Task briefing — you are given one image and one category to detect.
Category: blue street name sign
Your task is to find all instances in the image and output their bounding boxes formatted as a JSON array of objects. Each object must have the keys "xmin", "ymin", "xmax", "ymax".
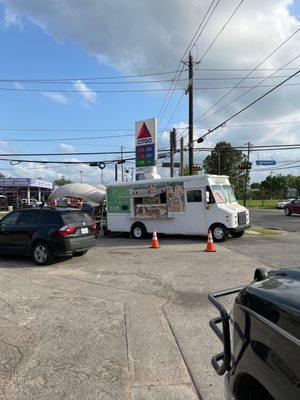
[{"xmin": 256, "ymin": 160, "xmax": 276, "ymax": 166}]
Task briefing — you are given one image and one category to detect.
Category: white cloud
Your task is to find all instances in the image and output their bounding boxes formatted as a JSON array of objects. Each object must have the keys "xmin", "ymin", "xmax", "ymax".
[
  {"xmin": 42, "ymin": 91, "xmax": 69, "ymax": 104},
  {"xmin": 14, "ymin": 82, "xmax": 24, "ymax": 89},
  {"xmin": 59, "ymin": 143, "xmax": 76, "ymax": 153},
  {"xmin": 73, "ymin": 80, "xmax": 97, "ymax": 105},
  {"xmin": 3, "ymin": 6, "xmax": 22, "ymax": 28},
  {"xmin": 1, "ymin": 0, "xmax": 300, "ymax": 181}
]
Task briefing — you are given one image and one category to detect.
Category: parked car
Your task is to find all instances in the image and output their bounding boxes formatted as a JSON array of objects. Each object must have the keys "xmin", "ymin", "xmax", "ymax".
[
  {"xmin": 0, "ymin": 208, "xmax": 97, "ymax": 265},
  {"xmin": 209, "ymin": 267, "xmax": 300, "ymax": 400},
  {"xmin": 284, "ymin": 198, "xmax": 300, "ymax": 215},
  {"xmin": 275, "ymin": 198, "xmax": 295, "ymax": 209}
]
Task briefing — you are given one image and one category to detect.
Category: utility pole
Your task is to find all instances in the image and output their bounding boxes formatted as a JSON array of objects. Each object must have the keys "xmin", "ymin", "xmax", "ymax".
[
  {"xmin": 180, "ymin": 137, "xmax": 184, "ymax": 176},
  {"xmin": 121, "ymin": 146, "xmax": 124, "ymax": 182},
  {"xmin": 80, "ymin": 170, "xmax": 83, "ymax": 183},
  {"xmin": 170, "ymin": 128, "xmax": 176, "ymax": 177},
  {"xmin": 115, "ymin": 163, "xmax": 118, "ymax": 182},
  {"xmin": 217, "ymin": 152, "xmax": 221, "ymax": 175},
  {"xmin": 243, "ymin": 142, "xmax": 251, "ymax": 207},
  {"xmin": 188, "ymin": 52, "xmax": 194, "ymax": 176}
]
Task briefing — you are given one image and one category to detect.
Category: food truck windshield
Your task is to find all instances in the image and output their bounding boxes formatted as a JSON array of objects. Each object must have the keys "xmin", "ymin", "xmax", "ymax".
[{"xmin": 211, "ymin": 185, "xmax": 237, "ymax": 204}]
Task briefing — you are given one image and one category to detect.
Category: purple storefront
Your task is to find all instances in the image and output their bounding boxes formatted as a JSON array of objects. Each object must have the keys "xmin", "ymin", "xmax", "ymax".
[{"xmin": 0, "ymin": 178, "xmax": 53, "ymax": 208}]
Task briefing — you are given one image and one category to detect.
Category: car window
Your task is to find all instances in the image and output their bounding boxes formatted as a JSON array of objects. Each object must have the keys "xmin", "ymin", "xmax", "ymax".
[
  {"xmin": 16, "ymin": 211, "xmax": 42, "ymax": 226},
  {"xmin": 43, "ymin": 211, "xmax": 61, "ymax": 225},
  {"xmin": 1, "ymin": 212, "xmax": 21, "ymax": 226},
  {"xmin": 61, "ymin": 211, "xmax": 92, "ymax": 225}
]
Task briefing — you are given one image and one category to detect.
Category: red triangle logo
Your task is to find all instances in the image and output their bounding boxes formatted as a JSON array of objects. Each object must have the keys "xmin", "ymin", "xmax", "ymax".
[{"xmin": 137, "ymin": 122, "xmax": 152, "ymax": 139}]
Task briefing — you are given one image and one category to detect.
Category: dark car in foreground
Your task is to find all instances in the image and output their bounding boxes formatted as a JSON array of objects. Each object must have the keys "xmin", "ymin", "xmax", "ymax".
[
  {"xmin": 0, "ymin": 208, "xmax": 97, "ymax": 265},
  {"xmin": 284, "ymin": 198, "xmax": 300, "ymax": 216},
  {"xmin": 209, "ymin": 267, "xmax": 300, "ymax": 400}
]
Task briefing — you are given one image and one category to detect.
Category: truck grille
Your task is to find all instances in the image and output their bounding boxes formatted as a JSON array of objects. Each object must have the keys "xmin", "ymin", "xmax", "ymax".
[{"xmin": 238, "ymin": 212, "xmax": 247, "ymax": 226}]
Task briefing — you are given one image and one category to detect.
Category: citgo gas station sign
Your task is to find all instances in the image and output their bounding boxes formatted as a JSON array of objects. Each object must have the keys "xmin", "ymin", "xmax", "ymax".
[{"xmin": 135, "ymin": 118, "xmax": 157, "ymax": 170}]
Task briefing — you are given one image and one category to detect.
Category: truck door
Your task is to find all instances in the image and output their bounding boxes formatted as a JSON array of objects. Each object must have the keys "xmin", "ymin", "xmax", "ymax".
[{"xmin": 185, "ymin": 189, "xmax": 204, "ymax": 234}]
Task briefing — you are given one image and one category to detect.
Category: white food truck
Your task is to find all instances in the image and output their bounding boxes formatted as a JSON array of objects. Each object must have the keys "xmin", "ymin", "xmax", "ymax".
[{"xmin": 106, "ymin": 174, "xmax": 250, "ymax": 242}]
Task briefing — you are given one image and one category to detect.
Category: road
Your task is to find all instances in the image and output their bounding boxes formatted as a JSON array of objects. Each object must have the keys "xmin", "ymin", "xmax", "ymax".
[{"xmin": 250, "ymin": 208, "xmax": 300, "ymax": 232}]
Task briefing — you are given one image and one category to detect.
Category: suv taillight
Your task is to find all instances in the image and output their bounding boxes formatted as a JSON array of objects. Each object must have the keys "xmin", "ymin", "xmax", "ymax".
[
  {"xmin": 59, "ymin": 225, "xmax": 77, "ymax": 237},
  {"xmin": 90, "ymin": 223, "xmax": 97, "ymax": 231}
]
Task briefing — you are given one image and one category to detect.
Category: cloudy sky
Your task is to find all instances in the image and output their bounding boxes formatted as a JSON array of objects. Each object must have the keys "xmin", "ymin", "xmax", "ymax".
[{"xmin": 0, "ymin": 0, "xmax": 299, "ymax": 184}]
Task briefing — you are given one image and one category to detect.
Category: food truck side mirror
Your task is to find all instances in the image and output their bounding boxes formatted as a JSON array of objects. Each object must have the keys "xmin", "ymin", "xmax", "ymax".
[{"xmin": 206, "ymin": 191, "xmax": 211, "ymax": 207}]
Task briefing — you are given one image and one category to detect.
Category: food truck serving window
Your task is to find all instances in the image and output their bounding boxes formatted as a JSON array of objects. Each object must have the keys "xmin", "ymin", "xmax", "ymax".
[{"xmin": 187, "ymin": 190, "xmax": 202, "ymax": 203}]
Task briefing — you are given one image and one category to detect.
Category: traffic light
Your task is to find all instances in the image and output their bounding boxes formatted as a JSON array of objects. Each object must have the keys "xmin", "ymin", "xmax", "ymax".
[
  {"xmin": 192, "ymin": 164, "xmax": 201, "ymax": 172},
  {"xmin": 239, "ymin": 161, "xmax": 252, "ymax": 170}
]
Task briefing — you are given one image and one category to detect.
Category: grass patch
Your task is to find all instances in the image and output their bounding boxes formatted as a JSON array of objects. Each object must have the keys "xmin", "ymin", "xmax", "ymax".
[
  {"xmin": 238, "ymin": 199, "xmax": 277, "ymax": 208},
  {"xmin": 0, "ymin": 211, "xmax": 8, "ymax": 219},
  {"xmin": 246, "ymin": 225, "xmax": 282, "ymax": 236}
]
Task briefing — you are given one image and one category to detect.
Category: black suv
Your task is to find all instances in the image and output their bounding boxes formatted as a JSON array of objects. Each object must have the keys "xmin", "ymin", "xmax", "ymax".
[
  {"xmin": 0, "ymin": 208, "xmax": 97, "ymax": 265},
  {"xmin": 209, "ymin": 268, "xmax": 300, "ymax": 400}
]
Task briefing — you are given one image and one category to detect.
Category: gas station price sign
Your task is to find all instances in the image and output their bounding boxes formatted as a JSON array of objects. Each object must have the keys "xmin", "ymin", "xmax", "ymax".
[{"xmin": 136, "ymin": 144, "xmax": 155, "ymax": 167}]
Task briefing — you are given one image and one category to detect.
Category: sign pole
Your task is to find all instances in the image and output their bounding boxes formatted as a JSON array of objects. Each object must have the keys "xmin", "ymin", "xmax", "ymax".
[{"xmin": 243, "ymin": 142, "xmax": 251, "ymax": 207}]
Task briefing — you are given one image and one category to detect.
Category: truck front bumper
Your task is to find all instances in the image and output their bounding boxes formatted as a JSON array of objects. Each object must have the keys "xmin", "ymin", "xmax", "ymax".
[{"xmin": 228, "ymin": 224, "xmax": 251, "ymax": 233}]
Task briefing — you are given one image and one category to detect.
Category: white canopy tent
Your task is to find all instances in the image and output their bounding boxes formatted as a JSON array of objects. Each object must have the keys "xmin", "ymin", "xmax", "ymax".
[{"xmin": 48, "ymin": 183, "xmax": 106, "ymax": 205}]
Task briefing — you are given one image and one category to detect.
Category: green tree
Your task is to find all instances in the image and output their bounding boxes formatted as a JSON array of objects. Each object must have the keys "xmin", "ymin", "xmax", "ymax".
[
  {"xmin": 203, "ymin": 142, "xmax": 246, "ymax": 197},
  {"xmin": 250, "ymin": 182, "xmax": 261, "ymax": 190},
  {"xmin": 0, "ymin": 172, "xmax": 5, "ymax": 178},
  {"xmin": 54, "ymin": 177, "xmax": 72, "ymax": 186}
]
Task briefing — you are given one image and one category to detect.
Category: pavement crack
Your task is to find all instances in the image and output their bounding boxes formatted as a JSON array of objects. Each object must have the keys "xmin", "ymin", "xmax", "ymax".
[
  {"xmin": 0, "ymin": 296, "xmax": 16, "ymax": 315},
  {"xmin": 57, "ymin": 275, "xmax": 167, "ymax": 300},
  {"xmin": 161, "ymin": 300, "xmax": 202, "ymax": 400}
]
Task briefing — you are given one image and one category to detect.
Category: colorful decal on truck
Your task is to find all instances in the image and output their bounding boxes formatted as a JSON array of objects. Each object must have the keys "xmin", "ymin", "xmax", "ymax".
[
  {"xmin": 131, "ymin": 181, "xmax": 185, "ymax": 216},
  {"xmin": 107, "ymin": 186, "xmax": 130, "ymax": 213}
]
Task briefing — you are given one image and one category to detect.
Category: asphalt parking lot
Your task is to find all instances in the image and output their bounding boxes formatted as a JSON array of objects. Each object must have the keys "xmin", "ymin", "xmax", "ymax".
[{"xmin": 0, "ymin": 215, "xmax": 299, "ymax": 400}]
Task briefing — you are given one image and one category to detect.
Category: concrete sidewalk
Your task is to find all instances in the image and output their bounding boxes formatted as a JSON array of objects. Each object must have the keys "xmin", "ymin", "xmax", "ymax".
[{"xmin": 0, "ymin": 237, "xmax": 262, "ymax": 399}]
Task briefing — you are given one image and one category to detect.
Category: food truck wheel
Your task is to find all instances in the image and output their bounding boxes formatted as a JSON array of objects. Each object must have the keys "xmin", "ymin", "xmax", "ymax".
[
  {"xmin": 131, "ymin": 222, "xmax": 147, "ymax": 239},
  {"xmin": 211, "ymin": 224, "xmax": 228, "ymax": 242}
]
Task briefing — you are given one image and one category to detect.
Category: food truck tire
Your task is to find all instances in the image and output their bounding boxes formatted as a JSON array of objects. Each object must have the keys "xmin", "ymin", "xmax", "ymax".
[
  {"xmin": 131, "ymin": 222, "xmax": 147, "ymax": 239},
  {"xmin": 210, "ymin": 224, "xmax": 228, "ymax": 242}
]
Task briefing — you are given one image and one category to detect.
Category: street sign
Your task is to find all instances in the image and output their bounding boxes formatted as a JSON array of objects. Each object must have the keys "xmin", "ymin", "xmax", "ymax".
[
  {"xmin": 135, "ymin": 118, "xmax": 157, "ymax": 174},
  {"xmin": 255, "ymin": 160, "xmax": 276, "ymax": 166},
  {"xmin": 162, "ymin": 162, "xmax": 181, "ymax": 168},
  {"xmin": 239, "ymin": 162, "xmax": 252, "ymax": 170}
]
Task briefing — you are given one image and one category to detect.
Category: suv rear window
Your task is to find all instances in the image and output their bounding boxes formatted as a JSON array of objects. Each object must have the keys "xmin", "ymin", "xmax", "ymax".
[{"xmin": 61, "ymin": 211, "xmax": 92, "ymax": 225}]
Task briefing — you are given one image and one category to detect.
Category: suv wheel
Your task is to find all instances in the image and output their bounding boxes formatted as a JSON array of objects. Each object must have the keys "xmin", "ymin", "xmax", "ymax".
[
  {"xmin": 130, "ymin": 222, "xmax": 147, "ymax": 239},
  {"xmin": 284, "ymin": 207, "xmax": 291, "ymax": 216},
  {"xmin": 211, "ymin": 224, "xmax": 228, "ymax": 242},
  {"xmin": 32, "ymin": 242, "xmax": 53, "ymax": 265}
]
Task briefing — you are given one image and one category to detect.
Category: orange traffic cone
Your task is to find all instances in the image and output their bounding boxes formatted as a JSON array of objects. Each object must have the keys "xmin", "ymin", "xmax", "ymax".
[
  {"xmin": 151, "ymin": 230, "xmax": 160, "ymax": 249},
  {"xmin": 205, "ymin": 230, "xmax": 216, "ymax": 252}
]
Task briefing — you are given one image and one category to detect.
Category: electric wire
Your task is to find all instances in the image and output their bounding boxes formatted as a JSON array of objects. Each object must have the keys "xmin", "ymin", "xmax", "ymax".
[{"xmin": 194, "ymin": 27, "xmax": 300, "ymax": 124}]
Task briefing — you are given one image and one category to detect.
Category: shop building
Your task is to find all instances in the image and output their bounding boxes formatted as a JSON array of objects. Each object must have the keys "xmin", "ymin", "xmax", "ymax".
[{"xmin": 0, "ymin": 178, "xmax": 53, "ymax": 208}]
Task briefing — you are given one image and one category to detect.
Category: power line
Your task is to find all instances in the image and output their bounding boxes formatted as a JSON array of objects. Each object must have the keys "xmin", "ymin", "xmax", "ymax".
[
  {"xmin": 197, "ymin": 54, "xmax": 300, "ymax": 123},
  {"xmin": 157, "ymin": 0, "xmax": 220, "ymax": 128},
  {"xmin": 1, "ymin": 74, "xmax": 299, "ymax": 85},
  {"xmin": 195, "ymin": 68, "xmax": 300, "ymax": 142},
  {"xmin": 0, "ymin": 70, "xmax": 182, "ymax": 82},
  {"xmin": 161, "ymin": 0, "xmax": 244, "ymax": 132},
  {"xmin": 1, "ymin": 82, "xmax": 300, "ymax": 94},
  {"xmin": 197, "ymin": 0, "xmax": 245, "ymax": 66},
  {"xmin": 0, "ymin": 134, "xmax": 135, "ymax": 142},
  {"xmin": 194, "ymin": 27, "xmax": 300, "ymax": 123}
]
